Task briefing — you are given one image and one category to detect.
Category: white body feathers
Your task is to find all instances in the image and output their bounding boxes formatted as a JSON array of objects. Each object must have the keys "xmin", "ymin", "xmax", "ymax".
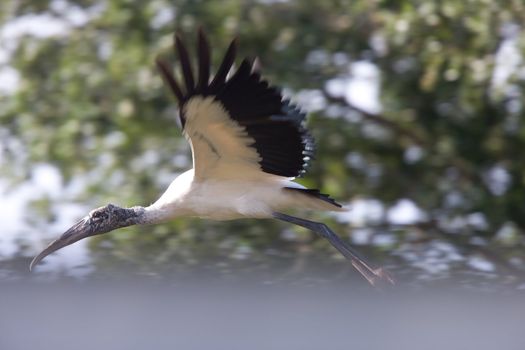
[{"xmin": 145, "ymin": 169, "xmax": 344, "ymax": 222}]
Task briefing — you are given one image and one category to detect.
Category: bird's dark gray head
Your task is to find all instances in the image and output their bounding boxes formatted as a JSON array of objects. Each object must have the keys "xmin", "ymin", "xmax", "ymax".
[{"xmin": 30, "ymin": 203, "xmax": 143, "ymax": 271}]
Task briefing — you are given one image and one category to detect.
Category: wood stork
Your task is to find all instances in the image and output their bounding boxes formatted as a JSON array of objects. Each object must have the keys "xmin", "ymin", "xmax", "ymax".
[{"xmin": 30, "ymin": 29, "xmax": 393, "ymax": 286}]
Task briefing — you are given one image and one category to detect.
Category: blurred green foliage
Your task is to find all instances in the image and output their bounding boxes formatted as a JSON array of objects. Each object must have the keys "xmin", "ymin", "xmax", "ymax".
[{"xmin": 2, "ymin": 0, "xmax": 525, "ymax": 283}]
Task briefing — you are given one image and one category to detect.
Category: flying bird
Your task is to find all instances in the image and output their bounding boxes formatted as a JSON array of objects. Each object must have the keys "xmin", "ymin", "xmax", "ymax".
[{"xmin": 30, "ymin": 30, "xmax": 393, "ymax": 286}]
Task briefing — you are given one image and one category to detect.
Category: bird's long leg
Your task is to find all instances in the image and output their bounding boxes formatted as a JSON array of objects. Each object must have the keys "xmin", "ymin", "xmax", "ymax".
[{"xmin": 272, "ymin": 212, "xmax": 394, "ymax": 286}]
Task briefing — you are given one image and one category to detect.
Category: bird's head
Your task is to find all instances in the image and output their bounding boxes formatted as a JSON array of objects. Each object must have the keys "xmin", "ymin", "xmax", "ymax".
[{"xmin": 30, "ymin": 203, "xmax": 143, "ymax": 271}]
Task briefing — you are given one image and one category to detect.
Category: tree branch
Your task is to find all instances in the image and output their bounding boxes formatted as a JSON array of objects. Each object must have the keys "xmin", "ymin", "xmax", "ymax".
[{"xmin": 322, "ymin": 92, "xmax": 428, "ymax": 146}]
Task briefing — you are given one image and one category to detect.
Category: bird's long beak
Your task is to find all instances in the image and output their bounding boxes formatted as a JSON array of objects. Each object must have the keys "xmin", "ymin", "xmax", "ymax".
[{"xmin": 30, "ymin": 217, "xmax": 93, "ymax": 271}]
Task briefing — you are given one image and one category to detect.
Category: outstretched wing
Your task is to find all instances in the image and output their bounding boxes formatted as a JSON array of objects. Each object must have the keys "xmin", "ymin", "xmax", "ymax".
[{"xmin": 156, "ymin": 29, "xmax": 314, "ymax": 180}]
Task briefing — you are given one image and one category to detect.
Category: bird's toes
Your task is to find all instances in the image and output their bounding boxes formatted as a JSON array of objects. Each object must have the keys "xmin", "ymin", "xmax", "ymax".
[{"xmin": 373, "ymin": 267, "xmax": 396, "ymax": 286}]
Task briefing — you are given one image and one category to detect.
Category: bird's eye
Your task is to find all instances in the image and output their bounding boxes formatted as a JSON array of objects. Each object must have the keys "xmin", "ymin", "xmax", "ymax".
[{"xmin": 91, "ymin": 210, "xmax": 106, "ymax": 220}]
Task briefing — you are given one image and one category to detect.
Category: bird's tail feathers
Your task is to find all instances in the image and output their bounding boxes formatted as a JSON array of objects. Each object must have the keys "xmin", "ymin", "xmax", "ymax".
[{"xmin": 283, "ymin": 187, "xmax": 346, "ymax": 212}]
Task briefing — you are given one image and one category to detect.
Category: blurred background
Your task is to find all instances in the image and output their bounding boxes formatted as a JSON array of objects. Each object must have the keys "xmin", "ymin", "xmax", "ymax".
[{"xmin": 1, "ymin": 0, "xmax": 525, "ymax": 291}]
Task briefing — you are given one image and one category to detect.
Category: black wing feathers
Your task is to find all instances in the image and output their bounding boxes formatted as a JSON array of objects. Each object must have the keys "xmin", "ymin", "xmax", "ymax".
[
  {"xmin": 196, "ymin": 28, "xmax": 210, "ymax": 91},
  {"xmin": 156, "ymin": 31, "xmax": 314, "ymax": 178},
  {"xmin": 174, "ymin": 34, "xmax": 195, "ymax": 95},
  {"xmin": 208, "ymin": 39, "xmax": 237, "ymax": 91},
  {"xmin": 155, "ymin": 58, "xmax": 184, "ymax": 104}
]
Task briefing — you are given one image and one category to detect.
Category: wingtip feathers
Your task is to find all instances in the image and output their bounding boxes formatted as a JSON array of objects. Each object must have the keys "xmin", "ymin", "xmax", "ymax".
[
  {"xmin": 197, "ymin": 28, "xmax": 211, "ymax": 91},
  {"xmin": 174, "ymin": 33, "xmax": 195, "ymax": 94}
]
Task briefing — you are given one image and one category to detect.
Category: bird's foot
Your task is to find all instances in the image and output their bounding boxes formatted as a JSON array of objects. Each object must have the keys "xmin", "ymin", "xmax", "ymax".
[
  {"xmin": 352, "ymin": 261, "xmax": 395, "ymax": 287},
  {"xmin": 370, "ymin": 267, "xmax": 395, "ymax": 287}
]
